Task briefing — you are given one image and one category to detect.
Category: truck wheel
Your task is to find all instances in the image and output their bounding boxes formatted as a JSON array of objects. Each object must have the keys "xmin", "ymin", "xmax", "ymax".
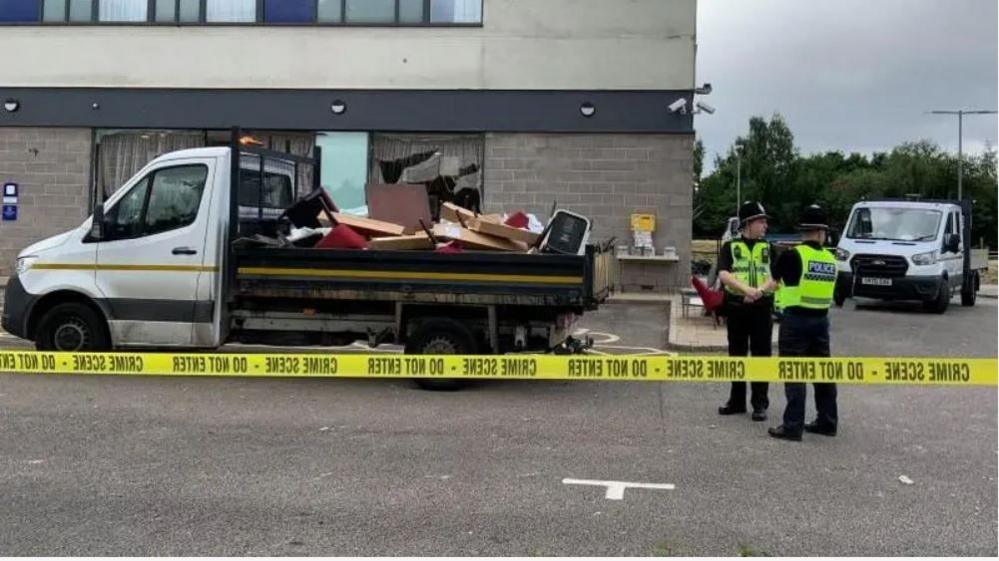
[
  {"xmin": 406, "ymin": 319, "xmax": 477, "ymax": 391},
  {"xmin": 35, "ymin": 303, "xmax": 111, "ymax": 352},
  {"xmin": 961, "ymin": 272, "xmax": 978, "ymax": 307},
  {"xmin": 923, "ymin": 280, "xmax": 950, "ymax": 314}
]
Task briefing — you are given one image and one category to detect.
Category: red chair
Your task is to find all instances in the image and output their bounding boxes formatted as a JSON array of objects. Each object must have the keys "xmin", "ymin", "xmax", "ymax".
[{"xmin": 690, "ymin": 275, "xmax": 724, "ymax": 325}]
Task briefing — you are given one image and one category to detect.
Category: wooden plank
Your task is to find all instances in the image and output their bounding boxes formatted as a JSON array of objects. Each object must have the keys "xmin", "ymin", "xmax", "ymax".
[
  {"xmin": 432, "ymin": 223, "xmax": 527, "ymax": 252},
  {"xmin": 320, "ymin": 213, "xmax": 406, "ymax": 237},
  {"xmin": 470, "ymin": 217, "xmax": 540, "ymax": 245},
  {"xmin": 367, "ymin": 233, "xmax": 435, "ymax": 251}
]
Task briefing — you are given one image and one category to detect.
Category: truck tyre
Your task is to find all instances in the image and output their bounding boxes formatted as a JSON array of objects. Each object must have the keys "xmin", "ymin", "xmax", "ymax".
[
  {"xmin": 406, "ymin": 318, "xmax": 478, "ymax": 391},
  {"xmin": 35, "ymin": 302, "xmax": 111, "ymax": 352},
  {"xmin": 923, "ymin": 279, "xmax": 950, "ymax": 314},
  {"xmin": 961, "ymin": 272, "xmax": 978, "ymax": 307}
]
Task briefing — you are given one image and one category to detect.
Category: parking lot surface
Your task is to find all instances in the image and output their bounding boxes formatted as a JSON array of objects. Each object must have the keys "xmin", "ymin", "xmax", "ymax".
[{"xmin": 0, "ymin": 299, "xmax": 995, "ymax": 555}]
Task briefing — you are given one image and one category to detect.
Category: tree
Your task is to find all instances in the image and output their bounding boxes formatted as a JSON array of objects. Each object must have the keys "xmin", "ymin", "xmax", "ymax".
[{"xmin": 694, "ymin": 115, "xmax": 999, "ymax": 248}]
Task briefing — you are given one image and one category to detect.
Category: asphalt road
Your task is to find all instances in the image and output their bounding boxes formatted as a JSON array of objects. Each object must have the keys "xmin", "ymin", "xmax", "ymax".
[{"xmin": 0, "ymin": 299, "xmax": 995, "ymax": 555}]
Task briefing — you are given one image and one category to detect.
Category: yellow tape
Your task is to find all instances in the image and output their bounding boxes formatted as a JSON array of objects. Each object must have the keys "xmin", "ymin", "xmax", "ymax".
[{"xmin": 0, "ymin": 351, "xmax": 994, "ymax": 386}]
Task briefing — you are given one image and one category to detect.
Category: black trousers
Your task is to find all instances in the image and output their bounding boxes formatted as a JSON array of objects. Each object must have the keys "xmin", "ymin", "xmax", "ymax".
[
  {"xmin": 724, "ymin": 304, "xmax": 771, "ymax": 411},
  {"xmin": 779, "ymin": 313, "xmax": 838, "ymax": 435}
]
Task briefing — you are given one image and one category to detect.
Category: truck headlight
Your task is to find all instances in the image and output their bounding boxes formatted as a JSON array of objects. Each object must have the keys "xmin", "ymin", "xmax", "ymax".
[
  {"xmin": 911, "ymin": 250, "xmax": 938, "ymax": 266},
  {"xmin": 834, "ymin": 248, "xmax": 850, "ymax": 262},
  {"xmin": 15, "ymin": 256, "xmax": 38, "ymax": 275}
]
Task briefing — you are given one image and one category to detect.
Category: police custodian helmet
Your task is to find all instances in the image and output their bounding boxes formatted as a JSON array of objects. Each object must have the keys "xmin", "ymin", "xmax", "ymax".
[
  {"xmin": 738, "ymin": 201, "xmax": 770, "ymax": 224},
  {"xmin": 796, "ymin": 204, "xmax": 831, "ymax": 231}
]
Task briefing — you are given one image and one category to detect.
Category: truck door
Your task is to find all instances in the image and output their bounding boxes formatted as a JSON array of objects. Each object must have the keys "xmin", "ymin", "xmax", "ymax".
[
  {"xmin": 942, "ymin": 209, "xmax": 963, "ymax": 289},
  {"xmin": 95, "ymin": 158, "xmax": 215, "ymax": 347}
]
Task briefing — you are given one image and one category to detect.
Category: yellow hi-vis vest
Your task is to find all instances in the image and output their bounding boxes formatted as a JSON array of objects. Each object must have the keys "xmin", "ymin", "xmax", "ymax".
[
  {"xmin": 725, "ymin": 240, "xmax": 771, "ymax": 294},
  {"xmin": 779, "ymin": 244, "xmax": 837, "ymax": 310}
]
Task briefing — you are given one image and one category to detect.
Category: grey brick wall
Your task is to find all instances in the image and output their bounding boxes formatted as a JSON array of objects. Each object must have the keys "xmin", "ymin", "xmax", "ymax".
[
  {"xmin": 0, "ymin": 128, "xmax": 92, "ymax": 277},
  {"xmin": 483, "ymin": 133, "xmax": 693, "ymax": 290}
]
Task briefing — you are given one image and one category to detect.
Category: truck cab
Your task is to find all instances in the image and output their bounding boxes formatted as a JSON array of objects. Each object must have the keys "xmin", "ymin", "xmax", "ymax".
[{"xmin": 834, "ymin": 199, "xmax": 984, "ymax": 313}]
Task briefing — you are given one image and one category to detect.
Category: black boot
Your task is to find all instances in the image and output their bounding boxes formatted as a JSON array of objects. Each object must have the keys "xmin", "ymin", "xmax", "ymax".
[
  {"xmin": 804, "ymin": 421, "xmax": 837, "ymax": 436},
  {"xmin": 751, "ymin": 409, "xmax": 767, "ymax": 422},
  {"xmin": 767, "ymin": 425, "xmax": 802, "ymax": 441},
  {"xmin": 718, "ymin": 403, "xmax": 746, "ymax": 415}
]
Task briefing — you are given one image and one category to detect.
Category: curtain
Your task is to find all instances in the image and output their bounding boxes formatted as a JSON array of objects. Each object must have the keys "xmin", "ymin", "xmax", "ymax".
[
  {"xmin": 370, "ymin": 133, "xmax": 484, "ymax": 215},
  {"xmin": 250, "ymin": 131, "xmax": 316, "ymax": 196},
  {"xmin": 97, "ymin": 131, "xmax": 205, "ymax": 207},
  {"xmin": 205, "ymin": 0, "xmax": 255, "ymax": 22},
  {"xmin": 99, "ymin": 0, "xmax": 146, "ymax": 21}
]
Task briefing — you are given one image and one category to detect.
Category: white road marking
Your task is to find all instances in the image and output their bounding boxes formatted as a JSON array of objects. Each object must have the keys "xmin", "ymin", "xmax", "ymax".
[{"xmin": 562, "ymin": 478, "xmax": 675, "ymax": 500}]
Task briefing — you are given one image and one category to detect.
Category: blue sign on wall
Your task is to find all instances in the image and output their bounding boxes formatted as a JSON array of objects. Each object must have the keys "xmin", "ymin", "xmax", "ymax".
[{"xmin": 2, "ymin": 204, "xmax": 17, "ymax": 222}]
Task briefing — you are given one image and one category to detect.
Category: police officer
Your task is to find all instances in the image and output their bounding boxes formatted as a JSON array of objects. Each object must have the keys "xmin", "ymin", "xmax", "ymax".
[
  {"xmin": 768, "ymin": 204, "xmax": 839, "ymax": 441},
  {"xmin": 716, "ymin": 201, "xmax": 777, "ymax": 421}
]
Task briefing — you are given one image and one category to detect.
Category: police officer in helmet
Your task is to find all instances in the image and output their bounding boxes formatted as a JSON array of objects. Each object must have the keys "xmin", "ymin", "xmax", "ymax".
[
  {"xmin": 768, "ymin": 204, "xmax": 839, "ymax": 441},
  {"xmin": 716, "ymin": 201, "xmax": 778, "ymax": 421}
]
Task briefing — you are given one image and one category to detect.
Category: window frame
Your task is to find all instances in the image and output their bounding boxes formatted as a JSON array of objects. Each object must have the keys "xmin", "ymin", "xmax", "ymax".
[
  {"xmin": 99, "ymin": 163, "xmax": 209, "ymax": 242},
  {"xmin": 13, "ymin": 0, "xmax": 482, "ymax": 25}
]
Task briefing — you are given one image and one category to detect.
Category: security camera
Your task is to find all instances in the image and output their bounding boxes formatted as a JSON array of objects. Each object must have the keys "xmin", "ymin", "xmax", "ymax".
[
  {"xmin": 695, "ymin": 101, "xmax": 715, "ymax": 114},
  {"xmin": 667, "ymin": 98, "xmax": 688, "ymax": 114},
  {"xmin": 695, "ymin": 83, "xmax": 713, "ymax": 95}
]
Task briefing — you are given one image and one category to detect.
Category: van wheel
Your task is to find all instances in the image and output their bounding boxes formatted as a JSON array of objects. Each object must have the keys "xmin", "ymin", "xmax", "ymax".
[
  {"xmin": 406, "ymin": 319, "xmax": 477, "ymax": 391},
  {"xmin": 35, "ymin": 303, "xmax": 111, "ymax": 352},
  {"xmin": 923, "ymin": 280, "xmax": 950, "ymax": 314},
  {"xmin": 961, "ymin": 272, "xmax": 978, "ymax": 307}
]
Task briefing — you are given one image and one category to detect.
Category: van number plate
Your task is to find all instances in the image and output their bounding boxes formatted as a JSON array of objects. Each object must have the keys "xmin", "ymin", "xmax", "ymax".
[{"xmin": 861, "ymin": 277, "xmax": 892, "ymax": 287}]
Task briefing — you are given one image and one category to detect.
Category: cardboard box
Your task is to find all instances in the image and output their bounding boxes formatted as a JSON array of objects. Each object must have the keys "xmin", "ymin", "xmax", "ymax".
[
  {"xmin": 432, "ymin": 222, "xmax": 527, "ymax": 252},
  {"xmin": 368, "ymin": 232, "xmax": 435, "ymax": 250}
]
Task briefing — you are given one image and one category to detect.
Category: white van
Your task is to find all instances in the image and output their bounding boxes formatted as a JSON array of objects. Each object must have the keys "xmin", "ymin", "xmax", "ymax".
[{"xmin": 834, "ymin": 199, "xmax": 987, "ymax": 313}]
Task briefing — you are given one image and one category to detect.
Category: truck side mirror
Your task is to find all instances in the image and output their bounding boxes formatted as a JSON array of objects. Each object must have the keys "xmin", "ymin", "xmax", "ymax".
[
  {"xmin": 89, "ymin": 204, "xmax": 106, "ymax": 241},
  {"xmin": 944, "ymin": 233, "xmax": 960, "ymax": 253}
]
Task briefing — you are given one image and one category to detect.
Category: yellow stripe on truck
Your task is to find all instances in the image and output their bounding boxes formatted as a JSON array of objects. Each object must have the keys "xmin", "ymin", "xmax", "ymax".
[
  {"xmin": 237, "ymin": 266, "xmax": 583, "ymax": 285},
  {"xmin": 33, "ymin": 263, "xmax": 217, "ymax": 273}
]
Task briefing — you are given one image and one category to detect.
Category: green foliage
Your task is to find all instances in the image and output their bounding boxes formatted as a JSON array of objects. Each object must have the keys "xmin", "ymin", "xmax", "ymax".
[{"xmin": 694, "ymin": 116, "xmax": 998, "ymax": 248}]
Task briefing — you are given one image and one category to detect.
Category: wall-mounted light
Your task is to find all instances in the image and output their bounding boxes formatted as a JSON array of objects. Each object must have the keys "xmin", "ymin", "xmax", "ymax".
[
  {"xmin": 330, "ymin": 100, "xmax": 347, "ymax": 115},
  {"xmin": 91, "ymin": 102, "xmax": 100, "ymax": 110},
  {"xmin": 579, "ymin": 102, "xmax": 596, "ymax": 117},
  {"xmin": 3, "ymin": 99, "xmax": 20, "ymax": 112}
]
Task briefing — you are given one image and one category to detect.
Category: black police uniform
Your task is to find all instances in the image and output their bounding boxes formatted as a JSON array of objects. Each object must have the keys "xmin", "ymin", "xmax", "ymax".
[{"xmin": 768, "ymin": 205, "xmax": 839, "ymax": 441}]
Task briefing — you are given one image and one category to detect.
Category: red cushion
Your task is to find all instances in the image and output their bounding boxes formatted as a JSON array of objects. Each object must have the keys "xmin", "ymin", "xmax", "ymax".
[
  {"xmin": 314, "ymin": 224, "xmax": 368, "ymax": 250},
  {"xmin": 435, "ymin": 240, "xmax": 464, "ymax": 253},
  {"xmin": 504, "ymin": 211, "xmax": 529, "ymax": 229}
]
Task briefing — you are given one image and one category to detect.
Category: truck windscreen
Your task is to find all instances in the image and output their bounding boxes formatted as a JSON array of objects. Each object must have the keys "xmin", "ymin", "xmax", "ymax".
[{"xmin": 846, "ymin": 207, "xmax": 942, "ymax": 241}]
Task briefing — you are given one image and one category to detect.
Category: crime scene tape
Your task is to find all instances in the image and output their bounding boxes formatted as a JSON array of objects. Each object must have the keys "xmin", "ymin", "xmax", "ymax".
[{"xmin": 0, "ymin": 350, "xmax": 995, "ymax": 386}]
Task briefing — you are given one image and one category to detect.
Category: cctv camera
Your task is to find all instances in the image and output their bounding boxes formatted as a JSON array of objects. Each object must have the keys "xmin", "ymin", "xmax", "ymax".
[
  {"xmin": 695, "ymin": 101, "xmax": 715, "ymax": 114},
  {"xmin": 667, "ymin": 98, "xmax": 688, "ymax": 114}
]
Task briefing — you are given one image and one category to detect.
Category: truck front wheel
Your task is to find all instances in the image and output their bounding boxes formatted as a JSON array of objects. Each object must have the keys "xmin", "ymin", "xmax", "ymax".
[
  {"xmin": 406, "ymin": 318, "xmax": 478, "ymax": 391},
  {"xmin": 923, "ymin": 278, "xmax": 951, "ymax": 314},
  {"xmin": 35, "ymin": 302, "xmax": 111, "ymax": 352}
]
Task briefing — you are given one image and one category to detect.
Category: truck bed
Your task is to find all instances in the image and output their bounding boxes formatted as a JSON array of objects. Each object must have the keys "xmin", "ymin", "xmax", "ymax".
[{"xmin": 233, "ymin": 246, "xmax": 613, "ymax": 309}]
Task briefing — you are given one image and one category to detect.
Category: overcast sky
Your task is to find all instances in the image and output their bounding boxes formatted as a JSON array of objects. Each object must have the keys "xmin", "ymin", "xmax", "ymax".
[{"xmin": 695, "ymin": 0, "xmax": 998, "ymax": 169}]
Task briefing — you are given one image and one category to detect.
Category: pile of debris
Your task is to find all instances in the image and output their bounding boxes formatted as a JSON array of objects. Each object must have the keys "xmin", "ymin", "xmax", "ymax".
[{"xmin": 238, "ymin": 187, "xmax": 589, "ymax": 255}]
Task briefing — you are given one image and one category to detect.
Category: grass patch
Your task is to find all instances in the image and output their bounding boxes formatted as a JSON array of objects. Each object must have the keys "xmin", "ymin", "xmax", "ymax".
[
  {"xmin": 651, "ymin": 539, "xmax": 677, "ymax": 556},
  {"xmin": 985, "ymin": 260, "xmax": 997, "ymax": 284},
  {"xmin": 737, "ymin": 544, "xmax": 772, "ymax": 556}
]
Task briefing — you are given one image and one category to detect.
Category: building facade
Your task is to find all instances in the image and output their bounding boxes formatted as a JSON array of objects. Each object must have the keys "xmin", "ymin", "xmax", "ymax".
[{"xmin": 0, "ymin": 0, "xmax": 697, "ymax": 287}]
